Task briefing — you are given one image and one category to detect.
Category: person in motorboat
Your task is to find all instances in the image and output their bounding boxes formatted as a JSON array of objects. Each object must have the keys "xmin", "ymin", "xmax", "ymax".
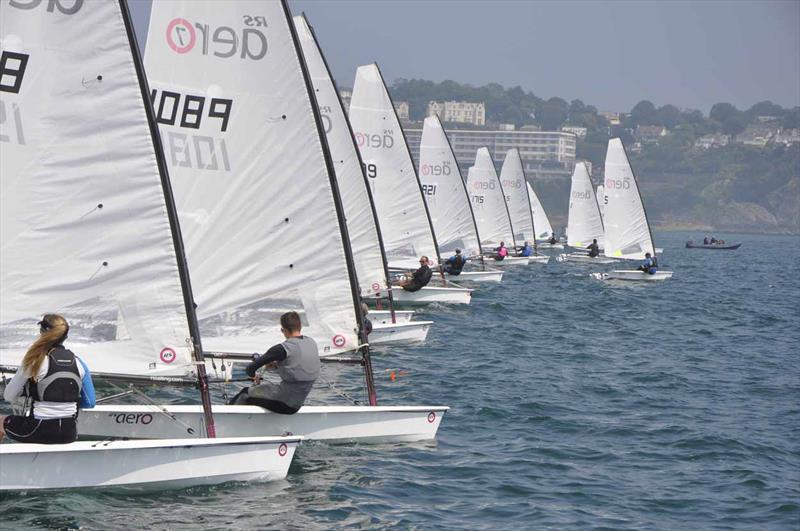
[
  {"xmin": 637, "ymin": 252, "xmax": 658, "ymax": 274},
  {"xmin": 0, "ymin": 314, "xmax": 96, "ymax": 444},
  {"xmin": 703, "ymin": 236, "xmax": 709, "ymax": 244},
  {"xmin": 396, "ymin": 256, "xmax": 433, "ymax": 292},
  {"xmin": 444, "ymin": 249, "xmax": 466, "ymax": 276},
  {"xmin": 494, "ymin": 242, "xmax": 509, "ymax": 261},
  {"xmin": 586, "ymin": 239, "xmax": 600, "ymax": 258},
  {"xmin": 710, "ymin": 237, "xmax": 717, "ymax": 244},
  {"xmin": 228, "ymin": 311, "xmax": 320, "ymax": 414},
  {"xmin": 548, "ymin": 234, "xmax": 557, "ymax": 245},
  {"xmin": 520, "ymin": 241, "xmax": 533, "ymax": 257}
]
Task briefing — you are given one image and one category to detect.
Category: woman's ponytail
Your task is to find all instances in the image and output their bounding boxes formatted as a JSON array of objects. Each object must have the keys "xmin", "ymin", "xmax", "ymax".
[{"xmin": 22, "ymin": 314, "xmax": 69, "ymax": 380}]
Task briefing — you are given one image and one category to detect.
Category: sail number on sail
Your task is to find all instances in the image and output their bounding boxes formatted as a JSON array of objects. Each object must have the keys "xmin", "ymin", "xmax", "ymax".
[
  {"xmin": 150, "ymin": 88, "xmax": 233, "ymax": 172},
  {"xmin": 0, "ymin": 50, "xmax": 29, "ymax": 145}
]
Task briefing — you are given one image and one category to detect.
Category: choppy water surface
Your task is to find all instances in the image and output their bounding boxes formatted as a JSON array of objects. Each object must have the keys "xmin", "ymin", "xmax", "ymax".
[{"xmin": 2, "ymin": 231, "xmax": 798, "ymax": 530}]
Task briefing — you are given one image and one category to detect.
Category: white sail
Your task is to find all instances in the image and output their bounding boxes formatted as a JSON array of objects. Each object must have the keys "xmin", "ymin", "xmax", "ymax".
[
  {"xmin": 294, "ymin": 16, "xmax": 388, "ymax": 297},
  {"xmin": 0, "ymin": 0, "xmax": 195, "ymax": 380},
  {"xmin": 145, "ymin": 1, "xmax": 359, "ymax": 355},
  {"xmin": 467, "ymin": 148, "xmax": 515, "ymax": 248},
  {"xmin": 348, "ymin": 64, "xmax": 439, "ymax": 269},
  {"xmin": 499, "ymin": 149, "xmax": 535, "ymax": 243},
  {"xmin": 597, "ymin": 184, "xmax": 605, "ymax": 219},
  {"xmin": 418, "ymin": 115, "xmax": 481, "ymax": 258},
  {"xmin": 603, "ymin": 139, "xmax": 655, "ymax": 260},
  {"xmin": 566, "ymin": 162, "xmax": 604, "ymax": 248},
  {"xmin": 528, "ymin": 182, "xmax": 554, "ymax": 240}
]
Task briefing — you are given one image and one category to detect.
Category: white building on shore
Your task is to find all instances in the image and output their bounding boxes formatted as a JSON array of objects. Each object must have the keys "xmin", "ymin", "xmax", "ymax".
[{"xmin": 427, "ymin": 101, "xmax": 486, "ymax": 126}]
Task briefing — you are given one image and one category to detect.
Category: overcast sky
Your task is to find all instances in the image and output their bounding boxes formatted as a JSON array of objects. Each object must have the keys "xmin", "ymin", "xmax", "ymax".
[{"xmin": 129, "ymin": 0, "xmax": 799, "ymax": 114}]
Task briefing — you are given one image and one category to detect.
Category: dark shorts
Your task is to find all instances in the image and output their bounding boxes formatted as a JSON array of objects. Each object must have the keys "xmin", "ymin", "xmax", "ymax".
[
  {"xmin": 3, "ymin": 415, "xmax": 77, "ymax": 444},
  {"xmin": 402, "ymin": 282, "xmax": 424, "ymax": 292}
]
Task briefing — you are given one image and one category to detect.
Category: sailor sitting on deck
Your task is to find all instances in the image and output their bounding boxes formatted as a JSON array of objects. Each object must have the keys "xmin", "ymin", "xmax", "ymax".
[
  {"xmin": 444, "ymin": 249, "xmax": 466, "ymax": 275},
  {"xmin": 520, "ymin": 241, "xmax": 533, "ymax": 257},
  {"xmin": 0, "ymin": 314, "xmax": 96, "ymax": 444},
  {"xmin": 637, "ymin": 253, "xmax": 658, "ymax": 274},
  {"xmin": 229, "ymin": 311, "xmax": 320, "ymax": 414},
  {"xmin": 494, "ymin": 242, "xmax": 509, "ymax": 261},
  {"xmin": 396, "ymin": 256, "xmax": 433, "ymax": 292},
  {"xmin": 548, "ymin": 234, "xmax": 557, "ymax": 245},
  {"xmin": 587, "ymin": 239, "xmax": 600, "ymax": 258}
]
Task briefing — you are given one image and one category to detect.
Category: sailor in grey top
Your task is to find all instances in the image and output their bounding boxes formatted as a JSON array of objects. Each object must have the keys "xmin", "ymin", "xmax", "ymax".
[{"xmin": 232, "ymin": 335, "xmax": 321, "ymax": 414}]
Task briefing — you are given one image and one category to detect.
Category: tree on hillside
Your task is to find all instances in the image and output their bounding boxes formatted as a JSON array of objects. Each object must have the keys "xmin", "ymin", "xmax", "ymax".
[
  {"xmin": 629, "ymin": 100, "xmax": 658, "ymax": 126},
  {"xmin": 745, "ymin": 100, "xmax": 784, "ymax": 120},
  {"xmin": 536, "ymin": 97, "xmax": 568, "ymax": 131},
  {"xmin": 710, "ymin": 102, "xmax": 747, "ymax": 135},
  {"xmin": 657, "ymin": 104, "xmax": 682, "ymax": 129}
]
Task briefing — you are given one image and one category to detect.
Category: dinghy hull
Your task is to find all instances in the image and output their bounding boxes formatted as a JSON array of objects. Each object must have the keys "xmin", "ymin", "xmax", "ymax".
[
  {"xmin": 370, "ymin": 321, "xmax": 432, "ymax": 344},
  {"xmin": 445, "ymin": 270, "xmax": 504, "ymax": 283},
  {"xmin": 557, "ymin": 253, "xmax": 616, "ymax": 264},
  {"xmin": 0, "ymin": 436, "xmax": 300, "ymax": 491},
  {"xmin": 526, "ymin": 255, "xmax": 550, "ymax": 264},
  {"xmin": 481, "ymin": 256, "xmax": 530, "ymax": 266},
  {"xmin": 79, "ymin": 405, "xmax": 449, "ymax": 443},
  {"xmin": 591, "ymin": 270, "xmax": 673, "ymax": 281},
  {"xmin": 368, "ymin": 310, "xmax": 415, "ymax": 324},
  {"xmin": 390, "ymin": 286, "xmax": 472, "ymax": 305}
]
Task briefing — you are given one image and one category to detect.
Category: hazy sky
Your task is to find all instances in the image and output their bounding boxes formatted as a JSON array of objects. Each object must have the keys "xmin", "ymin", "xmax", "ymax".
[{"xmin": 129, "ymin": 0, "xmax": 799, "ymax": 114}]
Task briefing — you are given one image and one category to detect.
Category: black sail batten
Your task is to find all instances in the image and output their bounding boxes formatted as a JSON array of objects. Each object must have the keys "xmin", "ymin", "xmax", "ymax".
[
  {"xmin": 434, "ymin": 114, "xmax": 485, "ymax": 257},
  {"xmin": 118, "ymin": 0, "xmax": 216, "ymax": 437},
  {"xmin": 492, "ymin": 150, "xmax": 518, "ymax": 252},
  {"xmin": 515, "ymin": 148, "xmax": 538, "ymax": 254},
  {"xmin": 302, "ymin": 14, "xmax": 397, "ymax": 322},
  {"xmin": 374, "ymin": 63, "xmax": 443, "ymax": 266},
  {"xmin": 616, "ymin": 139, "xmax": 657, "ymax": 258},
  {"xmin": 284, "ymin": 2, "xmax": 377, "ymax": 405}
]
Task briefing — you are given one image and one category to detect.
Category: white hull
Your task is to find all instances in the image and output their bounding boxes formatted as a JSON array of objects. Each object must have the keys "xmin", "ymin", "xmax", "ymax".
[
  {"xmin": 526, "ymin": 255, "xmax": 550, "ymax": 264},
  {"xmin": 368, "ymin": 310, "xmax": 415, "ymax": 324},
  {"xmin": 445, "ymin": 270, "xmax": 504, "ymax": 283},
  {"xmin": 482, "ymin": 256, "xmax": 530, "ymax": 266},
  {"xmin": 591, "ymin": 270, "xmax": 673, "ymax": 281},
  {"xmin": 79, "ymin": 405, "xmax": 449, "ymax": 443},
  {"xmin": 0, "ymin": 436, "xmax": 300, "ymax": 491},
  {"xmin": 556, "ymin": 253, "xmax": 616, "ymax": 264},
  {"xmin": 391, "ymin": 286, "xmax": 472, "ymax": 305},
  {"xmin": 370, "ymin": 320, "xmax": 432, "ymax": 344},
  {"xmin": 536, "ymin": 242, "xmax": 564, "ymax": 250}
]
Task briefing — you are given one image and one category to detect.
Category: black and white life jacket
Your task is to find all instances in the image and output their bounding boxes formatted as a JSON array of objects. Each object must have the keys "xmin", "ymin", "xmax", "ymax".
[{"xmin": 28, "ymin": 346, "xmax": 82, "ymax": 404}]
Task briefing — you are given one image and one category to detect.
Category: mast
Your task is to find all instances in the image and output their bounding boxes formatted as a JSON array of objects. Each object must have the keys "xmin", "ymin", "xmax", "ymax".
[
  {"xmin": 517, "ymin": 150, "xmax": 538, "ymax": 254},
  {"xmin": 302, "ymin": 14, "xmax": 397, "ymax": 323},
  {"xmin": 375, "ymin": 63, "xmax": 443, "ymax": 267},
  {"xmin": 493, "ymin": 151, "xmax": 518, "ymax": 252},
  {"xmin": 119, "ymin": 0, "xmax": 215, "ymax": 437},
  {"xmin": 286, "ymin": 3, "xmax": 377, "ymax": 405}
]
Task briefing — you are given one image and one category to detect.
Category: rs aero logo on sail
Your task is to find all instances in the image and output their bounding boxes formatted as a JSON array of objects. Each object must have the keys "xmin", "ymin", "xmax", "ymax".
[{"xmin": 166, "ymin": 15, "xmax": 269, "ymax": 60}]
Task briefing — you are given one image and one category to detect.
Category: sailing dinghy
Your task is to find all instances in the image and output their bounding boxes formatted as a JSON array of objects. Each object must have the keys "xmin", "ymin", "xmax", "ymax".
[
  {"xmin": 591, "ymin": 139, "xmax": 673, "ymax": 281},
  {"xmin": 80, "ymin": 2, "xmax": 448, "ymax": 443},
  {"xmin": 500, "ymin": 149, "xmax": 549, "ymax": 264},
  {"xmin": 468, "ymin": 149, "xmax": 529, "ymax": 266},
  {"xmin": 557, "ymin": 162, "xmax": 615, "ymax": 264},
  {"xmin": 418, "ymin": 116, "xmax": 504, "ymax": 283},
  {"xmin": 0, "ymin": 0, "xmax": 299, "ymax": 490},
  {"xmin": 349, "ymin": 64, "xmax": 472, "ymax": 304},
  {"xmin": 294, "ymin": 15, "xmax": 431, "ymax": 343}
]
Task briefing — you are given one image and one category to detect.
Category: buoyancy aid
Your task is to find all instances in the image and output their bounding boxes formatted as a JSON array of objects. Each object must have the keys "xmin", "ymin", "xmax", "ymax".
[{"xmin": 27, "ymin": 346, "xmax": 82, "ymax": 404}]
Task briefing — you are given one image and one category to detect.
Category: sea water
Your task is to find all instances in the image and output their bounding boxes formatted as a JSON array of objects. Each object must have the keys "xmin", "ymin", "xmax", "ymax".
[{"xmin": 1, "ymin": 231, "xmax": 798, "ymax": 530}]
